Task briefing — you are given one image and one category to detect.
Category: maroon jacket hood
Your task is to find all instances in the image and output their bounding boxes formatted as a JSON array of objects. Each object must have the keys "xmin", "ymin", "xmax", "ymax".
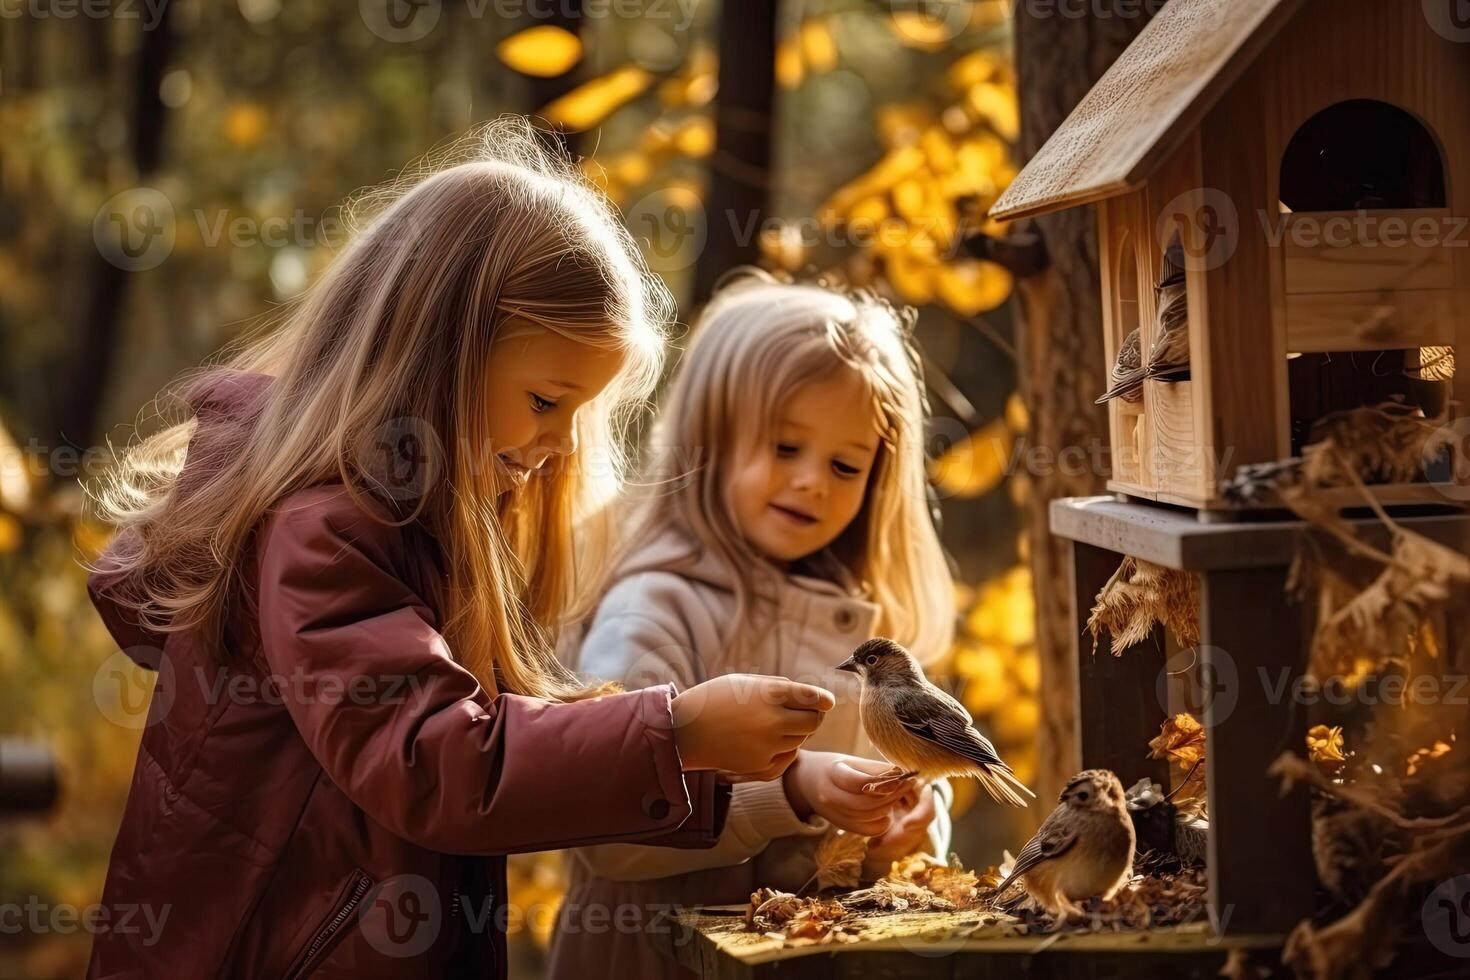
[{"xmin": 88, "ymin": 370, "xmax": 276, "ymax": 671}]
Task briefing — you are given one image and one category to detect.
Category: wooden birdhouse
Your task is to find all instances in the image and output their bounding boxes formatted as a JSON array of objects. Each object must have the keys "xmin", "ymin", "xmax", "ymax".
[{"xmin": 990, "ymin": 0, "xmax": 1469, "ymax": 514}]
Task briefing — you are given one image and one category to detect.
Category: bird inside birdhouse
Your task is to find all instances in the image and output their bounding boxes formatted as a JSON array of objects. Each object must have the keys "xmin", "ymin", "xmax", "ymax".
[{"xmin": 989, "ymin": 0, "xmax": 1469, "ymax": 516}]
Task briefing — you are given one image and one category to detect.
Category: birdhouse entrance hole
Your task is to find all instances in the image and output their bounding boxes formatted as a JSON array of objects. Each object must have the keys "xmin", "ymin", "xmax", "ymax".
[{"xmin": 1278, "ymin": 99, "xmax": 1455, "ymax": 460}]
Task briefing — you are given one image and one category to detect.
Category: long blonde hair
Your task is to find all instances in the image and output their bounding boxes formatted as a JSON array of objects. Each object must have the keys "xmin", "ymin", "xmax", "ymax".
[
  {"xmin": 631, "ymin": 271, "xmax": 955, "ymax": 663},
  {"xmin": 92, "ymin": 118, "xmax": 673, "ymax": 700}
]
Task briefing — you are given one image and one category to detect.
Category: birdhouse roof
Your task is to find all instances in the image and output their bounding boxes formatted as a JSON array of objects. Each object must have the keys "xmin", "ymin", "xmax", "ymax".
[{"xmin": 989, "ymin": 0, "xmax": 1308, "ymax": 222}]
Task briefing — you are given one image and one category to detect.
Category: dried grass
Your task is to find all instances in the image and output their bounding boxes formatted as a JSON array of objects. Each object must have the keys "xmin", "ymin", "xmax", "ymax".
[{"xmin": 1087, "ymin": 556, "xmax": 1200, "ymax": 655}]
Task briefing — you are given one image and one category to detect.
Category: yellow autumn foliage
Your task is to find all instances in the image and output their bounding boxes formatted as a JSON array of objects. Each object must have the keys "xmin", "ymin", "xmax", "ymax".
[
  {"xmin": 930, "ymin": 416, "xmax": 1012, "ymax": 500},
  {"xmin": 937, "ymin": 260, "xmax": 1013, "ymax": 317},
  {"xmin": 496, "ymin": 25, "xmax": 583, "ymax": 78},
  {"xmin": 541, "ymin": 65, "xmax": 653, "ymax": 132}
]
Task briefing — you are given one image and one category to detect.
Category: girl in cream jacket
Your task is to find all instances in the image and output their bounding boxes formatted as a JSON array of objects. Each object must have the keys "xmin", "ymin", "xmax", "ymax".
[{"xmin": 548, "ymin": 273, "xmax": 959, "ymax": 979}]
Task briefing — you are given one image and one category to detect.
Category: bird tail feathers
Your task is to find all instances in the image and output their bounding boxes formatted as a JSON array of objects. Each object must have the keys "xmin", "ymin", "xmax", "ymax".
[{"xmin": 976, "ymin": 764, "xmax": 1035, "ymax": 807}]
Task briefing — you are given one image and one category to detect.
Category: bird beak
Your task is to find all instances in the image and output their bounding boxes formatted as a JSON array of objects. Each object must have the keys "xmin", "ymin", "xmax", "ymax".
[{"xmin": 835, "ymin": 656, "xmax": 858, "ymax": 673}]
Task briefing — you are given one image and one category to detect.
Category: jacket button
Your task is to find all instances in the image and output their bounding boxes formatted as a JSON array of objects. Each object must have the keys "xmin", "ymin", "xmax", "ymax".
[
  {"xmin": 164, "ymin": 785, "xmax": 180, "ymax": 802},
  {"xmin": 834, "ymin": 608, "xmax": 856, "ymax": 631},
  {"xmin": 643, "ymin": 795, "xmax": 670, "ymax": 820}
]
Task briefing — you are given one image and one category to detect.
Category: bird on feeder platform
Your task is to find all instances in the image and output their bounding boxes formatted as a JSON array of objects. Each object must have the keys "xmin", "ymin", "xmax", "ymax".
[
  {"xmin": 836, "ymin": 638, "xmax": 1034, "ymax": 808},
  {"xmin": 1144, "ymin": 237, "xmax": 1191, "ymax": 383},
  {"xmin": 992, "ymin": 769, "xmax": 1136, "ymax": 919},
  {"xmin": 1095, "ymin": 326, "xmax": 1145, "ymax": 405}
]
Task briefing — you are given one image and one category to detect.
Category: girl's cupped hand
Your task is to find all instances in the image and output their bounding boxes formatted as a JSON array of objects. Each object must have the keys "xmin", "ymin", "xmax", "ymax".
[{"xmin": 672, "ymin": 673, "xmax": 835, "ymax": 781}]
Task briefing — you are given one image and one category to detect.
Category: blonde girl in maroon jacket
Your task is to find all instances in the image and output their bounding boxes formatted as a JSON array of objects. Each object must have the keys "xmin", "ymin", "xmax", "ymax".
[{"xmin": 83, "ymin": 119, "xmax": 833, "ymax": 980}]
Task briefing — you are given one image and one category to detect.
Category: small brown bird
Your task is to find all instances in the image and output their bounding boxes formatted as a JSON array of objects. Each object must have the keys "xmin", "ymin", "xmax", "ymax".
[
  {"xmin": 993, "ymin": 769, "xmax": 1135, "ymax": 918},
  {"xmin": 1144, "ymin": 238, "xmax": 1190, "ymax": 383},
  {"xmin": 1095, "ymin": 326, "xmax": 1144, "ymax": 405},
  {"xmin": 836, "ymin": 638, "xmax": 1033, "ymax": 808}
]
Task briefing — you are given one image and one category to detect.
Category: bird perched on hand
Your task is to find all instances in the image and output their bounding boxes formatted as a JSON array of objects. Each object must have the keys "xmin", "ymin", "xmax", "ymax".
[
  {"xmin": 1144, "ymin": 238, "xmax": 1190, "ymax": 383},
  {"xmin": 993, "ymin": 769, "xmax": 1135, "ymax": 918},
  {"xmin": 836, "ymin": 637, "xmax": 1033, "ymax": 808},
  {"xmin": 1095, "ymin": 326, "xmax": 1144, "ymax": 405}
]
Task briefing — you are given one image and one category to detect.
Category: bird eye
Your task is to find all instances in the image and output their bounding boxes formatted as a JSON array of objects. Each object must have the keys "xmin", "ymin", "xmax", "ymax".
[
  {"xmin": 1076, "ymin": 791, "xmax": 1090, "ymax": 802},
  {"xmin": 865, "ymin": 654, "xmax": 878, "ymax": 666}
]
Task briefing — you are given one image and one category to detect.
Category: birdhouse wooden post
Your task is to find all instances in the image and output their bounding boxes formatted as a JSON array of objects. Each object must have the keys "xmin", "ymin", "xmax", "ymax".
[{"xmin": 991, "ymin": 0, "xmax": 1469, "ymax": 515}]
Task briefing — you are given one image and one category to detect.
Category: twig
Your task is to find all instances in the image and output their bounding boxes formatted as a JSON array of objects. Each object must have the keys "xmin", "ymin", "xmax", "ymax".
[
  {"xmin": 960, "ymin": 230, "xmax": 1049, "ymax": 278},
  {"xmin": 1269, "ymin": 752, "xmax": 1470, "ymax": 832},
  {"xmin": 1162, "ymin": 760, "xmax": 1203, "ymax": 804}
]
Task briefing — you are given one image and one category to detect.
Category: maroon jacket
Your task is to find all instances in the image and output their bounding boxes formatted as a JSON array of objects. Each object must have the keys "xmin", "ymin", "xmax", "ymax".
[{"xmin": 85, "ymin": 372, "xmax": 729, "ymax": 979}]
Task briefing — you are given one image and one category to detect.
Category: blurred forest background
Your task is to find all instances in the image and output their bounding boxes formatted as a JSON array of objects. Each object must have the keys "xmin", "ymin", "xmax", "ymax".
[{"xmin": 0, "ymin": 1, "xmax": 1038, "ymax": 975}]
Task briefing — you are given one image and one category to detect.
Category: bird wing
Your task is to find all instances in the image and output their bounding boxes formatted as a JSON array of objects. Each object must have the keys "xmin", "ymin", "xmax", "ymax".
[
  {"xmin": 995, "ymin": 820, "xmax": 1078, "ymax": 897},
  {"xmin": 890, "ymin": 684, "xmax": 1036, "ymax": 806},
  {"xmin": 892, "ymin": 687, "xmax": 1008, "ymax": 771},
  {"xmin": 1096, "ymin": 329, "xmax": 1145, "ymax": 404}
]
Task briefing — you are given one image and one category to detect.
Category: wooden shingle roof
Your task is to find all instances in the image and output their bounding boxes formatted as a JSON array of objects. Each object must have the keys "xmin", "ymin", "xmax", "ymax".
[{"xmin": 989, "ymin": 0, "xmax": 1308, "ymax": 221}]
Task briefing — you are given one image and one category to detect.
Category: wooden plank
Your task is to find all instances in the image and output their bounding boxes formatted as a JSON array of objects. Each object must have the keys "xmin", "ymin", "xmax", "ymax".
[
  {"xmin": 1284, "ymin": 290, "xmax": 1455, "ymax": 353},
  {"xmin": 1049, "ymin": 496, "xmax": 1469, "ymax": 572},
  {"xmin": 658, "ymin": 908, "xmax": 1286, "ymax": 977},
  {"xmin": 1071, "ymin": 542, "xmax": 1173, "ymax": 792},
  {"xmin": 1198, "ymin": 567, "xmax": 1314, "ymax": 934},
  {"xmin": 990, "ymin": 0, "xmax": 1308, "ymax": 222},
  {"xmin": 1100, "ymin": 196, "xmax": 1148, "ymax": 489},
  {"xmin": 1282, "ymin": 209, "xmax": 1453, "ymax": 294},
  {"xmin": 1142, "ymin": 134, "xmax": 1207, "ymax": 501},
  {"xmin": 1196, "ymin": 64, "xmax": 1290, "ymax": 479},
  {"xmin": 1148, "ymin": 381, "xmax": 1199, "ymax": 498}
]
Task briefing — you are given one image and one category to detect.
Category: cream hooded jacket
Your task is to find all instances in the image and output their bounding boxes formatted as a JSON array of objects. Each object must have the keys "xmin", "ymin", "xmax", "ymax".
[{"xmin": 547, "ymin": 529, "xmax": 952, "ymax": 978}]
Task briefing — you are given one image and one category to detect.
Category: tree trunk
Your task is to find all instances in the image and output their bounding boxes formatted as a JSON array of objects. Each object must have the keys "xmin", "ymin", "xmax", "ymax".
[
  {"xmin": 693, "ymin": 0, "xmax": 777, "ymax": 303},
  {"xmin": 1011, "ymin": 9, "xmax": 1155, "ymax": 805},
  {"xmin": 60, "ymin": 6, "xmax": 176, "ymax": 453},
  {"xmin": 524, "ymin": 0, "xmax": 584, "ymax": 158}
]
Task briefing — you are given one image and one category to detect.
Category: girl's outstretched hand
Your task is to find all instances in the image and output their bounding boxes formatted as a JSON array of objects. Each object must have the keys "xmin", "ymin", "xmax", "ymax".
[
  {"xmin": 671, "ymin": 674, "xmax": 835, "ymax": 780},
  {"xmin": 861, "ymin": 783, "xmax": 937, "ymax": 878},
  {"xmin": 782, "ymin": 751, "xmax": 916, "ymax": 837}
]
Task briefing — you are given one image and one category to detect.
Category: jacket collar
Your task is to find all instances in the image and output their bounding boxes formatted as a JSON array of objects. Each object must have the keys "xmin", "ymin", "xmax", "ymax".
[{"xmin": 610, "ymin": 527, "xmax": 880, "ymax": 627}]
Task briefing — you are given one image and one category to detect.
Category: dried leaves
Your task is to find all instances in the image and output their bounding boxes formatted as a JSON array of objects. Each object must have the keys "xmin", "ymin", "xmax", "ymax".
[
  {"xmin": 1288, "ymin": 496, "xmax": 1469, "ymax": 683},
  {"xmin": 1094, "ymin": 864, "xmax": 1208, "ymax": 931},
  {"xmin": 1307, "ymin": 724, "xmax": 1346, "ymax": 767},
  {"xmin": 744, "ymin": 888, "xmax": 854, "ymax": 943},
  {"xmin": 1326, "ymin": 530, "xmax": 1467, "ymax": 650},
  {"xmin": 1405, "ymin": 738, "xmax": 1452, "ymax": 778},
  {"xmin": 1148, "ymin": 713, "xmax": 1207, "ymax": 803},
  {"xmin": 746, "ymin": 852, "xmax": 991, "ymax": 944},
  {"xmin": 1087, "ymin": 557, "xmax": 1200, "ymax": 655},
  {"xmin": 1299, "ymin": 402, "xmax": 1437, "ymax": 489},
  {"xmin": 886, "ymin": 853, "xmax": 984, "ymax": 907},
  {"xmin": 841, "ymin": 877, "xmax": 960, "ymax": 913}
]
